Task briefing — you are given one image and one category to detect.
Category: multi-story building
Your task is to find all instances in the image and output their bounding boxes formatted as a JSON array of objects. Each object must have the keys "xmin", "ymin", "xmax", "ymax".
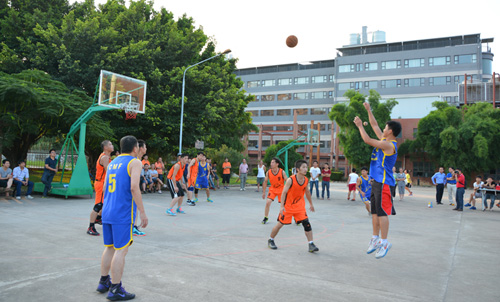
[{"xmin": 235, "ymin": 30, "xmax": 495, "ymax": 177}]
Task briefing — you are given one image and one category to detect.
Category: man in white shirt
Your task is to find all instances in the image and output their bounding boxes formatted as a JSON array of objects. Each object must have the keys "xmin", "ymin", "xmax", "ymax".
[
  {"xmin": 347, "ymin": 168, "xmax": 359, "ymax": 201},
  {"xmin": 468, "ymin": 176, "xmax": 484, "ymax": 210},
  {"xmin": 12, "ymin": 160, "xmax": 34, "ymax": 200},
  {"xmin": 309, "ymin": 161, "xmax": 321, "ymax": 198}
]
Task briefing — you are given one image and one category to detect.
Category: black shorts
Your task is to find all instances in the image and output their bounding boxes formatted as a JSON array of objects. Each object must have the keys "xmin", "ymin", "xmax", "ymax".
[
  {"xmin": 222, "ymin": 174, "xmax": 231, "ymax": 184},
  {"xmin": 0, "ymin": 179, "xmax": 8, "ymax": 187},
  {"xmin": 406, "ymin": 183, "xmax": 412, "ymax": 188},
  {"xmin": 390, "ymin": 185, "xmax": 396, "ymax": 197},
  {"xmin": 166, "ymin": 179, "xmax": 184, "ymax": 199},
  {"xmin": 370, "ymin": 181, "xmax": 396, "ymax": 217}
]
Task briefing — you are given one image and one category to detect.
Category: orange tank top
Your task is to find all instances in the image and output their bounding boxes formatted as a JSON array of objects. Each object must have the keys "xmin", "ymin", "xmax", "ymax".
[
  {"xmin": 283, "ymin": 175, "xmax": 309, "ymax": 213},
  {"xmin": 167, "ymin": 162, "xmax": 186, "ymax": 181},
  {"xmin": 268, "ymin": 168, "xmax": 285, "ymax": 190},
  {"xmin": 189, "ymin": 159, "xmax": 199, "ymax": 179},
  {"xmin": 95, "ymin": 153, "xmax": 110, "ymax": 182}
]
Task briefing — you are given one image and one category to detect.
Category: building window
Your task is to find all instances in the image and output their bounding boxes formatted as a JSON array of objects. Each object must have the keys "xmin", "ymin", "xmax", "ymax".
[
  {"xmin": 294, "ymin": 77, "xmax": 310, "ymax": 85},
  {"xmin": 248, "ymin": 140, "xmax": 258, "ymax": 148},
  {"xmin": 404, "ymin": 78, "xmax": 425, "ymax": 87},
  {"xmin": 412, "ymin": 161, "xmax": 435, "ymax": 177},
  {"xmin": 247, "ymin": 80, "xmax": 260, "ymax": 88},
  {"xmin": 261, "ymin": 79, "xmax": 275, "ymax": 87},
  {"xmin": 277, "ymin": 109, "xmax": 291, "ymax": 116},
  {"xmin": 260, "ymin": 110, "xmax": 274, "ymax": 116},
  {"xmin": 454, "ymin": 54, "xmax": 477, "ymax": 64},
  {"xmin": 298, "ymin": 124, "xmax": 308, "ymax": 131},
  {"xmin": 329, "ymin": 75, "xmax": 335, "ymax": 82},
  {"xmin": 428, "ymin": 56, "xmax": 450, "ymax": 66},
  {"xmin": 277, "ymin": 78, "xmax": 292, "ymax": 86},
  {"xmin": 356, "ymin": 63, "xmax": 362, "ymax": 71},
  {"xmin": 413, "ymin": 128, "xmax": 418, "ymax": 138},
  {"xmin": 364, "ymin": 62, "xmax": 378, "ymax": 71},
  {"xmin": 364, "ymin": 81, "xmax": 378, "ymax": 89},
  {"xmin": 339, "ymin": 64, "xmax": 354, "ymax": 73},
  {"xmin": 293, "ymin": 92, "xmax": 309, "ymax": 100},
  {"xmin": 311, "ymin": 92, "xmax": 324, "ymax": 99},
  {"xmin": 381, "ymin": 60, "xmax": 401, "ymax": 69},
  {"xmin": 311, "ymin": 108, "xmax": 329, "ymax": 115},
  {"xmin": 275, "ymin": 125, "xmax": 292, "ymax": 131},
  {"xmin": 261, "ymin": 94, "xmax": 275, "ymax": 101},
  {"xmin": 381, "ymin": 79, "xmax": 401, "ymax": 88},
  {"xmin": 296, "ymin": 108, "xmax": 308, "ymax": 115},
  {"xmin": 247, "ymin": 110, "xmax": 259, "ymax": 116},
  {"xmin": 251, "ymin": 95, "xmax": 259, "ymax": 102},
  {"xmin": 454, "ymin": 75, "xmax": 465, "ymax": 84},
  {"xmin": 311, "ymin": 75, "xmax": 327, "ymax": 83},
  {"xmin": 338, "ymin": 83, "xmax": 351, "ymax": 90},
  {"xmin": 262, "ymin": 140, "xmax": 271, "ymax": 147},
  {"xmin": 277, "ymin": 93, "xmax": 292, "ymax": 101},
  {"xmin": 355, "ymin": 82, "xmax": 361, "ymax": 90},
  {"xmin": 429, "ymin": 76, "xmax": 451, "ymax": 86},
  {"xmin": 404, "ymin": 58, "xmax": 425, "ymax": 68},
  {"xmin": 262, "ymin": 126, "xmax": 274, "ymax": 131},
  {"xmin": 328, "ymin": 91, "xmax": 334, "ymax": 98}
]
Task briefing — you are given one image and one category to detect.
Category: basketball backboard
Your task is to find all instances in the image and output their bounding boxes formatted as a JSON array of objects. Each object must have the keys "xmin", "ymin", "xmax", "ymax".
[
  {"xmin": 307, "ymin": 128, "xmax": 320, "ymax": 146},
  {"xmin": 98, "ymin": 70, "xmax": 147, "ymax": 114}
]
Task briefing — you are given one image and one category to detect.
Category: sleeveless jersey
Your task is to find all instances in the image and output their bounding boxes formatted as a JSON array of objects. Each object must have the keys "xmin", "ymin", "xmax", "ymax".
[
  {"xmin": 167, "ymin": 161, "xmax": 186, "ymax": 181},
  {"xmin": 370, "ymin": 139, "xmax": 397, "ymax": 186},
  {"xmin": 269, "ymin": 168, "xmax": 285, "ymax": 190},
  {"xmin": 102, "ymin": 154, "xmax": 138, "ymax": 224},
  {"xmin": 197, "ymin": 161, "xmax": 209, "ymax": 180},
  {"xmin": 360, "ymin": 175, "xmax": 372, "ymax": 195},
  {"xmin": 95, "ymin": 152, "xmax": 110, "ymax": 182},
  {"xmin": 283, "ymin": 175, "xmax": 309, "ymax": 213}
]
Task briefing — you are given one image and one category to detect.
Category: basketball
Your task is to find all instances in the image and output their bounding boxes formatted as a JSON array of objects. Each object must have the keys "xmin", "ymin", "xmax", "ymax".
[
  {"xmin": 286, "ymin": 35, "xmax": 298, "ymax": 48},
  {"xmin": 363, "ymin": 122, "xmax": 368, "ymax": 126}
]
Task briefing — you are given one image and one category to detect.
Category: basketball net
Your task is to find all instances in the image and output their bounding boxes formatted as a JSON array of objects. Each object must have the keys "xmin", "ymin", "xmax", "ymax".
[{"xmin": 122, "ymin": 102, "xmax": 140, "ymax": 120}]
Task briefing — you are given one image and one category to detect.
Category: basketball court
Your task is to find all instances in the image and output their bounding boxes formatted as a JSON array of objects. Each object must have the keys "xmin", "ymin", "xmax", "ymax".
[{"xmin": 0, "ymin": 185, "xmax": 498, "ymax": 301}]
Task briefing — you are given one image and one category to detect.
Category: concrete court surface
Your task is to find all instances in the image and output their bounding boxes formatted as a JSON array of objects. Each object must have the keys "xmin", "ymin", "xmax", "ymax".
[{"xmin": 0, "ymin": 184, "xmax": 499, "ymax": 302}]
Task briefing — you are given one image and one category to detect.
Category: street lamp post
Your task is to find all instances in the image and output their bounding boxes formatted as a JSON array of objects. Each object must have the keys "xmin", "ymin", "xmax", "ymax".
[{"xmin": 179, "ymin": 49, "xmax": 231, "ymax": 153}]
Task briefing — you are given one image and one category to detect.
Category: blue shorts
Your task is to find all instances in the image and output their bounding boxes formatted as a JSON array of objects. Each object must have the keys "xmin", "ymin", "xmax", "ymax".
[
  {"xmin": 195, "ymin": 178, "xmax": 209, "ymax": 189},
  {"xmin": 103, "ymin": 223, "xmax": 133, "ymax": 250},
  {"xmin": 360, "ymin": 191, "xmax": 371, "ymax": 203}
]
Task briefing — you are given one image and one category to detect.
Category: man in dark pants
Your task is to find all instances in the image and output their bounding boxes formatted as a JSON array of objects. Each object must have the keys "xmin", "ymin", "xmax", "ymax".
[
  {"xmin": 41, "ymin": 149, "xmax": 58, "ymax": 198},
  {"xmin": 454, "ymin": 168, "xmax": 465, "ymax": 211},
  {"xmin": 431, "ymin": 167, "xmax": 447, "ymax": 205}
]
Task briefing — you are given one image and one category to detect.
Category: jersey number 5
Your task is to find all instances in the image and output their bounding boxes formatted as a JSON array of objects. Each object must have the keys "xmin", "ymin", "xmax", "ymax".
[{"xmin": 108, "ymin": 174, "xmax": 116, "ymax": 193}]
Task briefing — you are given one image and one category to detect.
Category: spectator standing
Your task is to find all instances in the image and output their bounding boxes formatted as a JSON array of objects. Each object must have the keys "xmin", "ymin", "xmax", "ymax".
[
  {"xmin": 468, "ymin": 176, "xmax": 483, "ymax": 210},
  {"xmin": 446, "ymin": 167, "xmax": 457, "ymax": 206},
  {"xmin": 222, "ymin": 158, "xmax": 231, "ymax": 189},
  {"xmin": 309, "ymin": 161, "xmax": 321, "ymax": 199},
  {"xmin": 41, "ymin": 149, "xmax": 58, "ymax": 198},
  {"xmin": 454, "ymin": 168, "xmax": 465, "ymax": 211},
  {"xmin": 404, "ymin": 170, "xmax": 413, "ymax": 196},
  {"xmin": 141, "ymin": 154, "xmax": 150, "ymax": 167},
  {"xmin": 0, "ymin": 159, "xmax": 14, "ymax": 196},
  {"xmin": 210, "ymin": 162, "xmax": 220, "ymax": 189},
  {"xmin": 390, "ymin": 166, "xmax": 397, "ymax": 199},
  {"xmin": 12, "ymin": 160, "xmax": 34, "ymax": 200},
  {"xmin": 256, "ymin": 160, "xmax": 266, "ymax": 192},
  {"xmin": 431, "ymin": 167, "xmax": 447, "ymax": 205},
  {"xmin": 347, "ymin": 168, "xmax": 359, "ymax": 201},
  {"xmin": 481, "ymin": 177, "xmax": 497, "ymax": 211},
  {"xmin": 239, "ymin": 159, "xmax": 248, "ymax": 191},
  {"xmin": 396, "ymin": 168, "xmax": 406, "ymax": 201},
  {"xmin": 155, "ymin": 157, "xmax": 165, "ymax": 183},
  {"xmin": 321, "ymin": 163, "xmax": 331, "ymax": 200}
]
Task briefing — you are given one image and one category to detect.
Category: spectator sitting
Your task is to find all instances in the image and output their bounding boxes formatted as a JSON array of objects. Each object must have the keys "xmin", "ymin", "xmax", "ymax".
[
  {"xmin": 140, "ymin": 164, "xmax": 153, "ymax": 193},
  {"xmin": 12, "ymin": 160, "xmax": 34, "ymax": 200},
  {"xmin": 150, "ymin": 167, "xmax": 165, "ymax": 193},
  {"xmin": 0, "ymin": 159, "xmax": 14, "ymax": 196},
  {"xmin": 467, "ymin": 176, "xmax": 484, "ymax": 210},
  {"xmin": 482, "ymin": 177, "xmax": 497, "ymax": 211}
]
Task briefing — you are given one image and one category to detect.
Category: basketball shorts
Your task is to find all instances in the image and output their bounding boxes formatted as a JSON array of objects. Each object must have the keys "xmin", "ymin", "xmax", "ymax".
[
  {"xmin": 195, "ymin": 178, "xmax": 209, "ymax": 189},
  {"xmin": 370, "ymin": 181, "xmax": 396, "ymax": 216},
  {"xmin": 278, "ymin": 210, "xmax": 308, "ymax": 225},
  {"xmin": 360, "ymin": 191, "xmax": 371, "ymax": 203},
  {"xmin": 167, "ymin": 179, "xmax": 185, "ymax": 199},
  {"xmin": 348, "ymin": 183, "xmax": 357, "ymax": 191},
  {"xmin": 267, "ymin": 188, "xmax": 282, "ymax": 203},
  {"xmin": 257, "ymin": 177, "xmax": 265, "ymax": 185},
  {"xmin": 103, "ymin": 223, "xmax": 133, "ymax": 250},
  {"xmin": 94, "ymin": 181, "xmax": 104, "ymax": 205}
]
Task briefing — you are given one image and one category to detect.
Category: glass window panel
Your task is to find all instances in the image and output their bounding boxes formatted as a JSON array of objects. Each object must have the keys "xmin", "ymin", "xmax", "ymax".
[
  {"xmin": 382, "ymin": 80, "xmax": 399, "ymax": 88},
  {"xmin": 293, "ymin": 92, "xmax": 309, "ymax": 100},
  {"xmin": 277, "ymin": 93, "xmax": 292, "ymax": 101},
  {"xmin": 311, "ymin": 108, "xmax": 328, "ymax": 115},
  {"xmin": 247, "ymin": 110, "xmax": 259, "ymax": 116},
  {"xmin": 454, "ymin": 54, "xmax": 477, "ymax": 64},
  {"xmin": 247, "ymin": 80, "xmax": 260, "ymax": 88},
  {"xmin": 294, "ymin": 77, "xmax": 309, "ymax": 85},
  {"xmin": 329, "ymin": 75, "xmax": 334, "ymax": 82},
  {"xmin": 277, "ymin": 109, "xmax": 291, "ymax": 116},
  {"xmin": 262, "ymin": 140, "xmax": 270, "ymax": 147},
  {"xmin": 364, "ymin": 62, "xmax": 378, "ymax": 71},
  {"xmin": 261, "ymin": 79, "xmax": 275, "ymax": 87},
  {"xmin": 275, "ymin": 125, "xmax": 292, "ymax": 131},
  {"xmin": 260, "ymin": 110, "xmax": 274, "ymax": 116},
  {"xmin": 261, "ymin": 94, "xmax": 275, "ymax": 101},
  {"xmin": 429, "ymin": 77, "xmax": 447, "ymax": 86},
  {"xmin": 311, "ymin": 75, "xmax": 327, "ymax": 83},
  {"xmin": 277, "ymin": 78, "xmax": 292, "ymax": 86},
  {"xmin": 311, "ymin": 92, "xmax": 324, "ymax": 99},
  {"xmin": 298, "ymin": 124, "xmax": 308, "ymax": 131},
  {"xmin": 405, "ymin": 58, "xmax": 424, "ymax": 68},
  {"xmin": 338, "ymin": 83, "xmax": 351, "ymax": 90},
  {"xmin": 296, "ymin": 108, "xmax": 308, "ymax": 115},
  {"xmin": 382, "ymin": 60, "xmax": 400, "ymax": 69},
  {"xmin": 339, "ymin": 64, "xmax": 354, "ymax": 73}
]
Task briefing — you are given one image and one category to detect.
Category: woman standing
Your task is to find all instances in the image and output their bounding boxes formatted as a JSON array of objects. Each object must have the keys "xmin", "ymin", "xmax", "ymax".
[{"xmin": 404, "ymin": 169, "xmax": 413, "ymax": 196}]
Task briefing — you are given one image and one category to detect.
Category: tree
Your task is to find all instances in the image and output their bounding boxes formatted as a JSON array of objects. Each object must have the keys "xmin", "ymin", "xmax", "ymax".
[
  {"xmin": 263, "ymin": 140, "xmax": 303, "ymax": 174},
  {"xmin": 403, "ymin": 101, "xmax": 500, "ymax": 177},
  {"xmin": 205, "ymin": 145, "xmax": 244, "ymax": 176},
  {"xmin": 329, "ymin": 89, "xmax": 398, "ymax": 168}
]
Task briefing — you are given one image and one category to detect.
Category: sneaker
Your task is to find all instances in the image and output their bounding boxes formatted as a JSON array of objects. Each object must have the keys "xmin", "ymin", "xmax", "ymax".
[
  {"xmin": 268, "ymin": 239, "xmax": 277, "ymax": 249},
  {"xmin": 158, "ymin": 190, "xmax": 162, "ymax": 194},
  {"xmin": 308, "ymin": 242, "xmax": 319, "ymax": 253},
  {"xmin": 207, "ymin": 198, "xmax": 214, "ymax": 203},
  {"xmin": 240, "ymin": 188, "xmax": 243, "ymax": 191},
  {"xmin": 163, "ymin": 184, "xmax": 167, "ymax": 188},
  {"xmin": 107, "ymin": 282, "xmax": 135, "ymax": 301},
  {"xmin": 26, "ymin": 195, "xmax": 34, "ymax": 200},
  {"xmin": 367, "ymin": 238, "xmax": 381, "ymax": 254},
  {"xmin": 470, "ymin": 206, "xmax": 477, "ymax": 210},
  {"xmin": 87, "ymin": 227, "xmax": 100, "ymax": 236},
  {"xmin": 176, "ymin": 207, "xmax": 185, "ymax": 214},
  {"xmin": 261, "ymin": 217, "xmax": 268, "ymax": 224},
  {"xmin": 132, "ymin": 226, "xmax": 145, "ymax": 236},
  {"xmin": 464, "ymin": 203, "xmax": 471, "ymax": 207},
  {"xmin": 243, "ymin": 188, "xmax": 246, "ymax": 191},
  {"xmin": 193, "ymin": 198, "xmax": 198, "ymax": 203},
  {"xmin": 95, "ymin": 216, "xmax": 102, "ymax": 225},
  {"xmin": 166, "ymin": 208, "xmax": 177, "ymax": 216},
  {"xmin": 409, "ymin": 192, "xmax": 413, "ymax": 196},
  {"xmin": 96, "ymin": 275, "xmax": 111, "ymax": 293},
  {"xmin": 483, "ymin": 207, "xmax": 486, "ymax": 211},
  {"xmin": 16, "ymin": 196, "xmax": 21, "ymax": 200},
  {"xmin": 449, "ymin": 203, "xmax": 455, "ymax": 206},
  {"xmin": 375, "ymin": 242, "xmax": 392, "ymax": 259}
]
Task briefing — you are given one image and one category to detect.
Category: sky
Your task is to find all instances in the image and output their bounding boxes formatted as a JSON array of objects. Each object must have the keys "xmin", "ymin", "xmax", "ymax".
[{"xmin": 83, "ymin": 0, "xmax": 499, "ymax": 72}]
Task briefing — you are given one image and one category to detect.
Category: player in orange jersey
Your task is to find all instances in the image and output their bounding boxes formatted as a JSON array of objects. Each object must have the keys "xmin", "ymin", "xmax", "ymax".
[
  {"xmin": 261, "ymin": 157, "xmax": 287, "ymax": 224},
  {"xmin": 268, "ymin": 159, "xmax": 319, "ymax": 253}
]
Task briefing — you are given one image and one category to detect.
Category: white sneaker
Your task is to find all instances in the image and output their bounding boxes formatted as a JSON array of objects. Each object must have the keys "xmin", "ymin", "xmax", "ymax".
[
  {"xmin": 367, "ymin": 238, "xmax": 381, "ymax": 254},
  {"xmin": 240, "ymin": 188, "xmax": 243, "ymax": 191},
  {"xmin": 26, "ymin": 195, "xmax": 34, "ymax": 200},
  {"xmin": 163, "ymin": 184, "xmax": 167, "ymax": 188},
  {"xmin": 158, "ymin": 190, "xmax": 162, "ymax": 194},
  {"xmin": 16, "ymin": 196, "xmax": 21, "ymax": 200},
  {"xmin": 375, "ymin": 242, "xmax": 392, "ymax": 259}
]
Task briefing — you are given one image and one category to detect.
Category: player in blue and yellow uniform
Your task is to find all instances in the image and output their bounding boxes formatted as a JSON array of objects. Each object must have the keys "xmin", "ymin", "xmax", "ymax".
[
  {"xmin": 194, "ymin": 154, "xmax": 214, "ymax": 203},
  {"xmin": 354, "ymin": 102, "xmax": 401, "ymax": 259},
  {"xmin": 96, "ymin": 135, "xmax": 148, "ymax": 300},
  {"xmin": 357, "ymin": 167, "xmax": 373, "ymax": 215}
]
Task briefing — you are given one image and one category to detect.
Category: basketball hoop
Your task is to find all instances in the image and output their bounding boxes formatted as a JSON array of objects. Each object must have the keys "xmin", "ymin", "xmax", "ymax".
[{"xmin": 122, "ymin": 102, "xmax": 140, "ymax": 120}]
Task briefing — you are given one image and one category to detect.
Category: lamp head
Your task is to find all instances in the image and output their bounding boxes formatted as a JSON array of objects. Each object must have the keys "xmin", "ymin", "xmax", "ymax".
[{"xmin": 222, "ymin": 49, "xmax": 232, "ymax": 55}]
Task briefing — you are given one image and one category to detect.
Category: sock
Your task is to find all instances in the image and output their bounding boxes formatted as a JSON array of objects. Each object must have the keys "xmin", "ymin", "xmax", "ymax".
[
  {"xmin": 89, "ymin": 223, "xmax": 95, "ymax": 228},
  {"xmin": 309, "ymin": 241, "xmax": 314, "ymax": 244},
  {"xmin": 96, "ymin": 215, "xmax": 101, "ymax": 220},
  {"xmin": 381, "ymin": 239, "xmax": 388, "ymax": 245},
  {"xmin": 372, "ymin": 235, "xmax": 379, "ymax": 240},
  {"xmin": 100, "ymin": 275, "xmax": 109, "ymax": 282},
  {"xmin": 111, "ymin": 282, "xmax": 120, "ymax": 289},
  {"xmin": 269, "ymin": 237, "xmax": 274, "ymax": 241}
]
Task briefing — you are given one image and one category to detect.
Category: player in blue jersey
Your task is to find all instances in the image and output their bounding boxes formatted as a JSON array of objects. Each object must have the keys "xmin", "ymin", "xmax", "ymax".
[
  {"xmin": 357, "ymin": 167, "xmax": 373, "ymax": 215},
  {"xmin": 194, "ymin": 154, "xmax": 214, "ymax": 203},
  {"xmin": 354, "ymin": 102, "xmax": 401, "ymax": 259},
  {"xmin": 96, "ymin": 135, "xmax": 148, "ymax": 300}
]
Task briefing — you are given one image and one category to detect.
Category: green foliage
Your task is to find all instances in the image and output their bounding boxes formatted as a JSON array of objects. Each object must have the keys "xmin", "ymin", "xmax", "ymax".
[
  {"xmin": 263, "ymin": 140, "xmax": 303, "ymax": 173},
  {"xmin": 329, "ymin": 89, "xmax": 398, "ymax": 167},
  {"xmin": 205, "ymin": 145, "xmax": 244, "ymax": 176},
  {"xmin": 331, "ymin": 171, "xmax": 344, "ymax": 181},
  {"xmin": 404, "ymin": 101, "xmax": 500, "ymax": 175}
]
